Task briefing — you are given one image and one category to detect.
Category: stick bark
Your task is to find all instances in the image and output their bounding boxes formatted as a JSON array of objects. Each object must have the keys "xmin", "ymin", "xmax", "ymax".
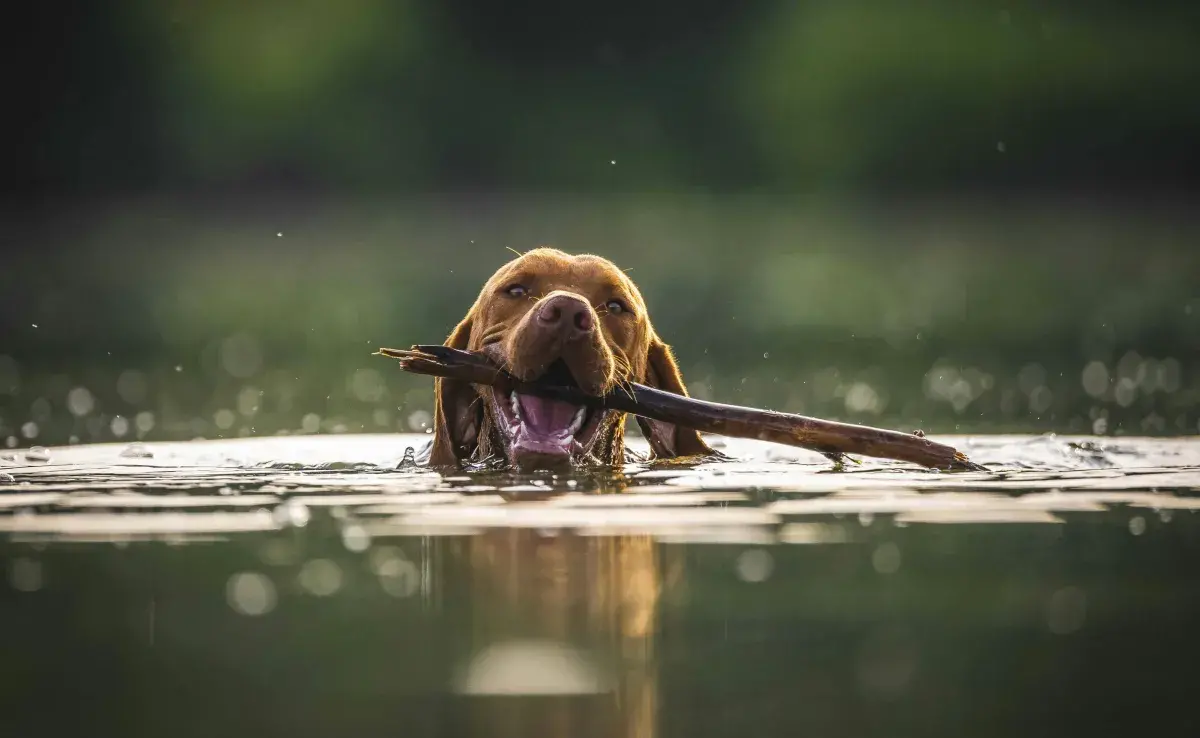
[{"xmin": 376, "ymin": 345, "xmax": 985, "ymax": 472}]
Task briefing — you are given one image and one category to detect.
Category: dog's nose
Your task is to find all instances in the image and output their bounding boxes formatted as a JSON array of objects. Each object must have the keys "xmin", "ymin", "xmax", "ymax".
[{"xmin": 536, "ymin": 293, "xmax": 594, "ymax": 339}]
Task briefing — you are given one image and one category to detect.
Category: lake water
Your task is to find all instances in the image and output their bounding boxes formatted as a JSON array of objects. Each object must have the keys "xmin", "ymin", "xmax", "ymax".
[{"xmin": 3, "ymin": 433, "xmax": 1198, "ymax": 737}]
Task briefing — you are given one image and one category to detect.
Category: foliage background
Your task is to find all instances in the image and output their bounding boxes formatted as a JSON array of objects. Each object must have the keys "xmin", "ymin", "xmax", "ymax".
[{"xmin": 2, "ymin": 0, "xmax": 1198, "ymax": 447}]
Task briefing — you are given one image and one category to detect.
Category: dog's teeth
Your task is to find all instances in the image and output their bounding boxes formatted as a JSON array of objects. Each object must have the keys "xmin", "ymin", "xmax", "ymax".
[
  {"xmin": 569, "ymin": 407, "xmax": 586, "ymax": 435},
  {"xmin": 510, "ymin": 392, "xmax": 521, "ymax": 422}
]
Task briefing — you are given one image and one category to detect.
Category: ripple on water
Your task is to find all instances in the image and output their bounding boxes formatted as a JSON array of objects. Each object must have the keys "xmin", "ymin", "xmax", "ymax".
[{"xmin": 0, "ymin": 433, "xmax": 1196, "ymax": 545}]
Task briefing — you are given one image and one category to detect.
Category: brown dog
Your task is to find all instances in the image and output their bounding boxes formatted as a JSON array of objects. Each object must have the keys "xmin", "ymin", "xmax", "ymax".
[{"xmin": 428, "ymin": 247, "xmax": 713, "ymax": 471}]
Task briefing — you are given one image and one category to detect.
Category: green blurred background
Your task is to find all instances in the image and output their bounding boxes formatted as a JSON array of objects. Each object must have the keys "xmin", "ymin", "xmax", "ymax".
[{"xmin": 2, "ymin": 0, "xmax": 1198, "ymax": 448}]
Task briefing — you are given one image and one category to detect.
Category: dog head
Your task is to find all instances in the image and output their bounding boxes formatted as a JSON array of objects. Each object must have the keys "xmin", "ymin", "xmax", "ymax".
[{"xmin": 428, "ymin": 247, "xmax": 712, "ymax": 471}]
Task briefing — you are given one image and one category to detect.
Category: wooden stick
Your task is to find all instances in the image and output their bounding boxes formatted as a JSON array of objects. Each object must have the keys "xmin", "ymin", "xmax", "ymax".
[{"xmin": 375, "ymin": 345, "xmax": 986, "ymax": 472}]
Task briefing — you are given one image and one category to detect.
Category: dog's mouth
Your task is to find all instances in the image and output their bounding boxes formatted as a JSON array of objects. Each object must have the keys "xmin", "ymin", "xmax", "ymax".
[{"xmin": 489, "ymin": 359, "xmax": 608, "ymax": 470}]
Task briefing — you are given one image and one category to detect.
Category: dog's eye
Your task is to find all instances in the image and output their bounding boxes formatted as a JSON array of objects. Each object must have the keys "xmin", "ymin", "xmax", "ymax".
[
  {"xmin": 505, "ymin": 284, "xmax": 528, "ymax": 298},
  {"xmin": 605, "ymin": 299, "xmax": 628, "ymax": 315}
]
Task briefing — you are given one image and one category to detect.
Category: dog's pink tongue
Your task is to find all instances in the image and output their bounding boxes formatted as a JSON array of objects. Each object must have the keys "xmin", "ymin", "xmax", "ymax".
[{"xmin": 517, "ymin": 394, "xmax": 578, "ymax": 434}]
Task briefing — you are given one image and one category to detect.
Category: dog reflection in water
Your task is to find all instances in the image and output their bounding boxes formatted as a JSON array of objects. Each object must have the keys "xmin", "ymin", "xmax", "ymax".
[
  {"xmin": 452, "ymin": 527, "xmax": 680, "ymax": 738},
  {"xmin": 426, "ymin": 248, "xmax": 701, "ymax": 736}
]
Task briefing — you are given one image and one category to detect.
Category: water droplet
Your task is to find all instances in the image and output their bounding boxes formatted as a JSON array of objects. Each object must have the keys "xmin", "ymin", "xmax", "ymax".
[
  {"xmin": 30, "ymin": 398, "xmax": 51, "ymax": 423},
  {"xmin": 872, "ymin": 542, "xmax": 901, "ymax": 574},
  {"xmin": 407, "ymin": 410, "xmax": 432, "ymax": 431},
  {"xmin": 226, "ymin": 572, "xmax": 277, "ymax": 616},
  {"xmin": 845, "ymin": 382, "xmax": 884, "ymax": 415},
  {"xmin": 274, "ymin": 500, "xmax": 310, "ymax": 528},
  {"xmin": 1029, "ymin": 386, "xmax": 1053, "ymax": 414},
  {"xmin": 119, "ymin": 442, "xmax": 153, "ymax": 459},
  {"xmin": 110, "ymin": 415, "xmax": 129, "ymax": 438},
  {"xmin": 349, "ymin": 369, "xmax": 385, "ymax": 403},
  {"xmin": 213, "ymin": 409, "xmax": 236, "ymax": 430},
  {"xmin": 1116, "ymin": 351, "xmax": 1144, "ymax": 380},
  {"xmin": 1080, "ymin": 361, "xmax": 1109, "ymax": 398},
  {"xmin": 23, "ymin": 446, "xmax": 50, "ymax": 463},
  {"xmin": 1114, "ymin": 378, "xmax": 1137, "ymax": 407},
  {"xmin": 237, "ymin": 386, "xmax": 262, "ymax": 417},
  {"xmin": 735, "ymin": 549, "xmax": 774, "ymax": 583},
  {"xmin": 762, "ymin": 352, "xmax": 770, "ymax": 359},
  {"xmin": 116, "ymin": 370, "xmax": 148, "ymax": 405},
  {"xmin": 20, "ymin": 422, "xmax": 39, "ymax": 440},
  {"xmin": 1158, "ymin": 358, "xmax": 1182, "ymax": 394},
  {"xmin": 0, "ymin": 472, "xmax": 15, "ymax": 483},
  {"xmin": 297, "ymin": 559, "xmax": 343, "ymax": 597},
  {"xmin": 1128, "ymin": 516, "xmax": 1146, "ymax": 536},
  {"xmin": 377, "ymin": 557, "xmax": 419, "ymax": 598},
  {"xmin": 66, "ymin": 387, "xmax": 95, "ymax": 417},
  {"xmin": 219, "ymin": 333, "xmax": 263, "ymax": 378},
  {"xmin": 342, "ymin": 524, "xmax": 371, "ymax": 553},
  {"xmin": 397, "ymin": 446, "xmax": 417, "ymax": 468},
  {"xmin": 368, "ymin": 546, "xmax": 407, "ymax": 573},
  {"xmin": 301, "ymin": 413, "xmax": 321, "ymax": 434}
]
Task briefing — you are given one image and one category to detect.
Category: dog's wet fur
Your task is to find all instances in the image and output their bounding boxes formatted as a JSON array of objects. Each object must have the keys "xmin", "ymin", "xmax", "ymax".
[{"xmin": 422, "ymin": 248, "xmax": 713, "ymax": 472}]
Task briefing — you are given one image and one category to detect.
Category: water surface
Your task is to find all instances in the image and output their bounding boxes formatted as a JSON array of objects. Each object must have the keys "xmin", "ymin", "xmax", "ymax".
[{"xmin": 3, "ymin": 433, "xmax": 1198, "ymax": 737}]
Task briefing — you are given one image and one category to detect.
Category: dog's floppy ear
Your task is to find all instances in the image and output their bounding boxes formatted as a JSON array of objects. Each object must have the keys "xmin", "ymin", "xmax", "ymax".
[
  {"xmin": 428, "ymin": 315, "xmax": 481, "ymax": 466},
  {"xmin": 636, "ymin": 334, "xmax": 714, "ymax": 459}
]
